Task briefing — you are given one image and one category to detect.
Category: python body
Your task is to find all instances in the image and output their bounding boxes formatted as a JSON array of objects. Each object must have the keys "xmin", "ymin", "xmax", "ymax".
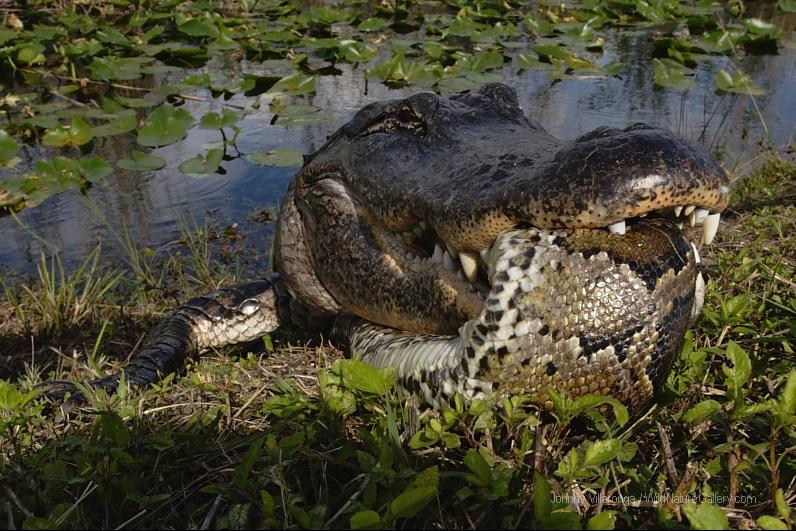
[{"xmin": 44, "ymin": 84, "xmax": 729, "ymax": 412}]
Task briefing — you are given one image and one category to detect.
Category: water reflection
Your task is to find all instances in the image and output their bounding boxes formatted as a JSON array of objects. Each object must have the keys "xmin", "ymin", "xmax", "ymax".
[{"xmin": 1, "ymin": 23, "xmax": 794, "ymax": 279}]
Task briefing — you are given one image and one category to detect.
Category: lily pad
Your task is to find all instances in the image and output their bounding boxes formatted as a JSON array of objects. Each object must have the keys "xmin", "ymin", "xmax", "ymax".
[
  {"xmin": 92, "ymin": 114, "xmax": 138, "ymax": 137},
  {"xmin": 0, "ymin": 129, "xmax": 19, "ymax": 165},
  {"xmin": 246, "ymin": 148, "xmax": 304, "ymax": 167},
  {"xmin": 179, "ymin": 148, "xmax": 224, "ymax": 174},
  {"xmin": 266, "ymin": 73, "xmax": 316, "ymax": 96},
  {"xmin": 117, "ymin": 150, "xmax": 166, "ymax": 171},
  {"xmin": 138, "ymin": 104, "xmax": 195, "ymax": 147},
  {"xmin": 42, "ymin": 117, "xmax": 94, "ymax": 148},
  {"xmin": 199, "ymin": 109, "xmax": 243, "ymax": 130},
  {"xmin": 715, "ymin": 68, "xmax": 765, "ymax": 96}
]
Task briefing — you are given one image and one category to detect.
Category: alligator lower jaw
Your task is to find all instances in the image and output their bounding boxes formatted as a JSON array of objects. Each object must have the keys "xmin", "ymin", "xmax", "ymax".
[{"xmin": 392, "ymin": 204, "xmax": 721, "ymax": 297}]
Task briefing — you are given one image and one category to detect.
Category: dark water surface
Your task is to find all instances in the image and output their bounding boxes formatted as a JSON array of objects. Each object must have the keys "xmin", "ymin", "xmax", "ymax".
[{"xmin": 1, "ymin": 19, "xmax": 795, "ymax": 280}]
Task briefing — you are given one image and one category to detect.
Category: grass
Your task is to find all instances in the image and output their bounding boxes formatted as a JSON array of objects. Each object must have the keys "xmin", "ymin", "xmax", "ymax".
[{"xmin": 0, "ymin": 158, "xmax": 795, "ymax": 530}]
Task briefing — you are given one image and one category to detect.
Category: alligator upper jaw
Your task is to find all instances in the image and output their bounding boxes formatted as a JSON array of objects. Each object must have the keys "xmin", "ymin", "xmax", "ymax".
[{"xmin": 393, "ymin": 204, "xmax": 722, "ymax": 292}]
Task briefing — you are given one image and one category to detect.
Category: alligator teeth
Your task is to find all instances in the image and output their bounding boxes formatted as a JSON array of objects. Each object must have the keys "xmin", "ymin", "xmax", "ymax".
[
  {"xmin": 443, "ymin": 251, "xmax": 457, "ymax": 271},
  {"xmin": 459, "ymin": 251, "xmax": 479, "ymax": 282},
  {"xmin": 412, "ymin": 225, "xmax": 424, "ymax": 237},
  {"xmin": 691, "ymin": 242, "xmax": 700, "ymax": 264},
  {"xmin": 677, "ymin": 222, "xmax": 684, "ymax": 230},
  {"xmin": 479, "ymin": 247, "xmax": 491, "ymax": 264},
  {"xmin": 431, "ymin": 244, "xmax": 444, "ymax": 264},
  {"xmin": 683, "ymin": 205, "xmax": 696, "ymax": 216},
  {"xmin": 608, "ymin": 220, "xmax": 626, "ymax": 235},
  {"xmin": 694, "ymin": 208, "xmax": 709, "ymax": 225},
  {"xmin": 702, "ymin": 213, "xmax": 720, "ymax": 245},
  {"xmin": 688, "ymin": 210, "xmax": 697, "ymax": 227},
  {"xmin": 692, "ymin": 272, "xmax": 706, "ymax": 320},
  {"xmin": 674, "ymin": 205, "xmax": 684, "ymax": 217}
]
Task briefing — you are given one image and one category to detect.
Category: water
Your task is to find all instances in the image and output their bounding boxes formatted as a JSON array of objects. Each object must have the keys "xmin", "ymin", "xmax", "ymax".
[{"xmin": 1, "ymin": 16, "xmax": 795, "ymax": 280}]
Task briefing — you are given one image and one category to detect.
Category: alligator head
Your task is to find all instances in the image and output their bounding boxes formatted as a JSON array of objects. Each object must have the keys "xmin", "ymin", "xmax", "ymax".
[{"xmin": 275, "ymin": 83, "xmax": 729, "ymax": 408}]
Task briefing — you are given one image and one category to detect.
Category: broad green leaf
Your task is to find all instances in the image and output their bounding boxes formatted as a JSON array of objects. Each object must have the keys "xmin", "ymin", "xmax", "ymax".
[
  {"xmin": 780, "ymin": 0, "xmax": 796, "ymax": 13},
  {"xmin": 179, "ymin": 148, "xmax": 223, "ymax": 175},
  {"xmin": 199, "ymin": 109, "xmax": 242, "ymax": 130},
  {"xmin": 138, "ymin": 104, "xmax": 194, "ymax": 147},
  {"xmin": 178, "ymin": 19, "xmax": 218, "ymax": 37},
  {"xmin": 781, "ymin": 371, "xmax": 796, "ymax": 415},
  {"xmin": 246, "ymin": 148, "xmax": 304, "ymax": 167},
  {"xmin": 587, "ymin": 511, "xmax": 616, "ymax": 530},
  {"xmin": 78, "ymin": 156, "xmax": 112, "ymax": 182},
  {"xmin": 463, "ymin": 449, "xmax": 491, "ymax": 487},
  {"xmin": 683, "ymin": 399, "xmax": 722, "ymax": 424},
  {"xmin": 0, "ymin": 129, "xmax": 18, "ymax": 164},
  {"xmin": 266, "ymin": 73, "xmax": 316, "ymax": 96},
  {"xmin": 756, "ymin": 516, "xmax": 789, "ymax": 530},
  {"xmin": 17, "ymin": 45, "xmax": 46, "ymax": 66},
  {"xmin": 775, "ymin": 488, "xmax": 791, "ymax": 521},
  {"xmin": 389, "ymin": 485, "xmax": 436, "ymax": 519},
  {"xmin": 539, "ymin": 510, "xmax": 583, "ymax": 530},
  {"xmin": 682, "ymin": 502, "xmax": 729, "ymax": 530},
  {"xmin": 532, "ymin": 43, "xmax": 569, "ymax": 60},
  {"xmin": 723, "ymin": 341, "xmax": 751, "ymax": 397},
  {"xmin": 742, "ymin": 18, "xmax": 782, "ymax": 40},
  {"xmin": 533, "ymin": 472, "xmax": 552, "ymax": 519},
  {"xmin": 583, "ymin": 439, "xmax": 621, "ymax": 467},
  {"xmin": 42, "ymin": 117, "xmax": 94, "ymax": 148},
  {"xmin": 653, "ymin": 58, "xmax": 695, "ymax": 90},
  {"xmin": 117, "ymin": 151, "xmax": 166, "ymax": 171},
  {"xmin": 350, "ymin": 510, "xmax": 381, "ymax": 530},
  {"xmin": 358, "ymin": 17, "xmax": 386, "ymax": 32},
  {"xmin": 92, "ymin": 114, "xmax": 137, "ymax": 137},
  {"xmin": 340, "ymin": 359, "xmax": 389, "ymax": 394},
  {"xmin": 715, "ymin": 69, "xmax": 765, "ymax": 96}
]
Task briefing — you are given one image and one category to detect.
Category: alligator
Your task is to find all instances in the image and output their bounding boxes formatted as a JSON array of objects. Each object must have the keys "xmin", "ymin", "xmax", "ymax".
[{"xmin": 44, "ymin": 83, "xmax": 730, "ymax": 411}]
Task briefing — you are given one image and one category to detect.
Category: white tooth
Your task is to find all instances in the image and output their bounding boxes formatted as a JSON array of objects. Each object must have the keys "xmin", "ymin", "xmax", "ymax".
[
  {"xmin": 432, "ymin": 244, "xmax": 444, "ymax": 263},
  {"xmin": 684, "ymin": 205, "xmax": 696, "ymax": 216},
  {"xmin": 413, "ymin": 225, "xmax": 424, "ymax": 237},
  {"xmin": 443, "ymin": 251, "xmax": 457, "ymax": 271},
  {"xmin": 702, "ymin": 213, "xmax": 720, "ymax": 245},
  {"xmin": 674, "ymin": 205, "xmax": 684, "ymax": 217},
  {"xmin": 459, "ymin": 251, "xmax": 479, "ymax": 282},
  {"xmin": 608, "ymin": 220, "xmax": 626, "ymax": 235},
  {"xmin": 480, "ymin": 247, "xmax": 491, "ymax": 263},
  {"xmin": 457, "ymin": 270, "xmax": 465, "ymax": 281},
  {"xmin": 692, "ymin": 272, "xmax": 705, "ymax": 320},
  {"xmin": 688, "ymin": 210, "xmax": 697, "ymax": 227},
  {"xmin": 691, "ymin": 242, "xmax": 701, "ymax": 264},
  {"xmin": 695, "ymin": 208, "xmax": 709, "ymax": 225},
  {"xmin": 677, "ymin": 222, "xmax": 684, "ymax": 230},
  {"xmin": 639, "ymin": 212, "xmax": 647, "ymax": 218}
]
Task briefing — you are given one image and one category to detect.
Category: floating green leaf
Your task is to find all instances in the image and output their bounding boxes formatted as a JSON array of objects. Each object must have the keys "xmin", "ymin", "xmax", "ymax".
[
  {"xmin": 266, "ymin": 73, "xmax": 316, "ymax": 96},
  {"xmin": 138, "ymin": 104, "xmax": 195, "ymax": 147},
  {"xmin": 715, "ymin": 68, "xmax": 765, "ymax": 96},
  {"xmin": 92, "ymin": 114, "xmax": 137, "ymax": 137},
  {"xmin": 246, "ymin": 148, "xmax": 304, "ymax": 167},
  {"xmin": 0, "ymin": 129, "xmax": 19, "ymax": 164},
  {"xmin": 42, "ymin": 117, "xmax": 94, "ymax": 148},
  {"xmin": 199, "ymin": 109, "xmax": 242, "ymax": 130},
  {"xmin": 179, "ymin": 148, "xmax": 224, "ymax": 175},
  {"xmin": 653, "ymin": 58, "xmax": 695, "ymax": 90},
  {"xmin": 117, "ymin": 151, "xmax": 166, "ymax": 171}
]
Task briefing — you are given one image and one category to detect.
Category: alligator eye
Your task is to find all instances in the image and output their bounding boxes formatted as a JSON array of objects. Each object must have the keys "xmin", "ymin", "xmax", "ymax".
[{"xmin": 359, "ymin": 104, "xmax": 427, "ymax": 137}]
